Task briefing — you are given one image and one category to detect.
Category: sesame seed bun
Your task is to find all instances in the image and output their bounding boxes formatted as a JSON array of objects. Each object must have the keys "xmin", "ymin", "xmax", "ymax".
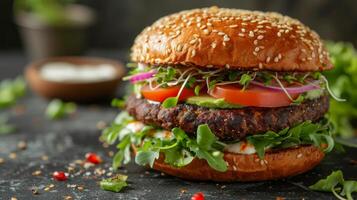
[
  {"xmin": 150, "ymin": 145, "xmax": 324, "ymax": 182},
  {"xmin": 131, "ymin": 7, "xmax": 332, "ymax": 71}
]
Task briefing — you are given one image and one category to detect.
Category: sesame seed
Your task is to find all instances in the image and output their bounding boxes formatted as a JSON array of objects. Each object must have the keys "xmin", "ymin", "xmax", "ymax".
[
  {"xmin": 266, "ymin": 56, "xmax": 271, "ymax": 63},
  {"xmin": 297, "ymin": 153, "xmax": 303, "ymax": 158},
  {"xmin": 218, "ymin": 32, "xmax": 225, "ymax": 36},
  {"xmin": 249, "ymin": 31, "xmax": 254, "ymax": 37},
  {"xmin": 203, "ymin": 29, "xmax": 210, "ymax": 35},
  {"xmin": 257, "ymin": 35, "xmax": 264, "ymax": 40},
  {"xmin": 191, "ymin": 49, "xmax": 196, "ymax": 57},
  {"xmin": 229, "ymin": 24, "xmax": 238, "ymax": 28},
  {"xmin": 254, "ymin": 47, "xmax": 260, "ymax": 52},
  {"xmin": 225, "ymin": 64, "xmax": 230, "ymax": 69},
  {"xmin": 238, "ymin": 33, "xmax": 245, "ymax": 37},
  {"xmin": 189, "ymin": 39, "xmax": 197, "ymax": 45},
  {"xmin": 176, "ymin": 44, "xmax": 183, "ymax": 52},
  {"xmin": 223, "ymin": 35, "xmax": 230, "ymax": 41},
  {"xmin": 277, "ymin": 32, "xmax": 282, "ymax": 37},
  {"xmin": 241, "ymin": 28, "xmax": 246, "ymax": 32},
  {"xmin": 274, "ymin": 56, "xmax": 279, "ymax": 62},
  {"xmin": 211, "ymin": 42, "xmax": 217, "ymax": 49},
  {"xmin": 259, "ymin": 63, "xmax": 263, "ymax": 69},
  {"xmin": 278, "ymin": 53, "xmax": 282, "ymax": 59},
  {"xmin": 253, "ymin": 40, "xmax": 258, "ymax": 45}
]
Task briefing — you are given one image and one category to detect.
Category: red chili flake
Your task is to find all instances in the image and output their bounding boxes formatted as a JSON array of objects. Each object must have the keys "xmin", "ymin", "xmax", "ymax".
[
  {"xmin": 53, "ymin": 171, "xmax": 68, "ymax": 181},
  {"xmin": 85, "ymin": 153, "xmax": 102, "ymax": 164},
  {"xmin": 191, "ymin": 192, "xmax": 205, "ymax": 200}
]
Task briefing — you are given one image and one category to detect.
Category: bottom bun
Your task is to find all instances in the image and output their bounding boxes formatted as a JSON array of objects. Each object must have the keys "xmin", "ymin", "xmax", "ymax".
[{"xmin": 150, "ymin": 145, "xmax": 324, "ymax": 182}]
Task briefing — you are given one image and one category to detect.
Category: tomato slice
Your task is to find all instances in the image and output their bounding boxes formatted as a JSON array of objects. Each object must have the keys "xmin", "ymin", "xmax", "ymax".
[
  {"xmin": 209, "ymin": 84, "xmax": 300, "ymax": 107},
  {"xmin": 141, "ymin": 85, "xmax": 195, "ymax": 102}
]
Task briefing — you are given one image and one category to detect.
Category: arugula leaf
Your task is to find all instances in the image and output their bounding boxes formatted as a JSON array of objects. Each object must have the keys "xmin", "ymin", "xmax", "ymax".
[
  {"xmin": 247, "ymin": 120, "xmax": 334, "ymax": 159},
  {"xmin": 45, "ymin": 99, "xmax": 76, "ymax": 120},
  {"xmin": 135, "ymin": 150, "xmax": 160, "ymax": 168},
  {"xmin": 196, "ymin": 124, "xmax": 216, "ymax": 150},
  {"xmin": 342, "ymin": 181, "xmax": 357, "ymax": 200},
  {"xmin": 309, "ymin": 170, "xmax": 357, "ymax": 200},
  {"xmin": 309, "ymin": 170, "xmax": 344, "ymax": 192},
  {"xmin": 194, "ymin": 148, "xmax": 227, "ymax": 172},
  {"xmin": 100, "ymin": 174, "xmax": 128, "ymax": 193}
]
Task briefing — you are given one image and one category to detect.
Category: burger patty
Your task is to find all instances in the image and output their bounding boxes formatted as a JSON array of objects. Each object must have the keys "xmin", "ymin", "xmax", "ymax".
[{"xmin": 125, "ymin": 94, "xmax": 329, "ymax": 141}]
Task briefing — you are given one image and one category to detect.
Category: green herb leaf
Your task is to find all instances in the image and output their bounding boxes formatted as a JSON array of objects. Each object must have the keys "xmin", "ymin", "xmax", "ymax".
[
  {"xmin": 342, "ymin": 181, "xmax": 357, "ymax": 200},
  {"xmin": 162, "ymin": 97, "xmax": 178, "ymax": 108},
  {"xmin": 309, "ymin": 170, "xmax": 344, "ymax": 192},
  {"xmin": 100, "ymin": 174, "xmax": 128, "ymax": 193},
  {"xmin": 195, "ymin": 149, "xmax": 227, "ymax": 172},
  {"xmin": 247, "ymin": 120, "xmax": 334, "ymax": 159},
  {"xmin": 135, "ymin": 150, "xmax": 159, "ymax": 167},
  {"xmin": 45, "ymin": 99, "xmax": 76, "ymax": 120},
  {"xmin": 197, "ymin": 124, "xmax": 216, "ymax": 150},
  {"xmin": 309, "ymin": 170, "xmax": 357, "ymax": 200},
  {"xmin": 0, "ymin": 76, "xmax": 26, "ymax": 109}
]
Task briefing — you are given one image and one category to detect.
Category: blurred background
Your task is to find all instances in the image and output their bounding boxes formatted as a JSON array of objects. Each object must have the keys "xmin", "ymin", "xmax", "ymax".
[{"xmin": 1, "ymin": 0, "xmax": 357, "ymax": 53}]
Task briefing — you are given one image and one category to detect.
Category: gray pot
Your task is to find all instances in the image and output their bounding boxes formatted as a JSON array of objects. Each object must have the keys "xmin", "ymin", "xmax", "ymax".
[{"xmin": 15, "ymin": 5, "xmax": 96, "ymax": 60}]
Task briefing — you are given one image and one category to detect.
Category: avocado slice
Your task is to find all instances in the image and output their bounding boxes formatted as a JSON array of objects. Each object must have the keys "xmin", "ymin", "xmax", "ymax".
[{"xmin": 186, "ymin": 96, "xmax": 243, "ymax": 109}]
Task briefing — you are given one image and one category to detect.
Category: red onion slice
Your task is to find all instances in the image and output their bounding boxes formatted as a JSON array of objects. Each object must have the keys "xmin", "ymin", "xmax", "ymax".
[
  {"xmin": 124, "ymin": 71, "xmax": 156, "ymax": 83},
  {"xmin": 250, "ymin": 80, "xmax": 321, "ymax": 94}
]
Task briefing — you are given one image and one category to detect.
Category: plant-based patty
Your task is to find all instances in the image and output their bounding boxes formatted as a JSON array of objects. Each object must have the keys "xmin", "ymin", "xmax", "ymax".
[{"xmin": 125, "ymin": 94, "xmax": 329, "ymax": 141}]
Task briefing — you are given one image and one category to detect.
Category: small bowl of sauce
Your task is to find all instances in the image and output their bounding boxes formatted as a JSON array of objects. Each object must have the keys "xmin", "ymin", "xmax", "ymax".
[{"xmin": 26, "ymin": 57, "xmax": 125, "ymax": 102}]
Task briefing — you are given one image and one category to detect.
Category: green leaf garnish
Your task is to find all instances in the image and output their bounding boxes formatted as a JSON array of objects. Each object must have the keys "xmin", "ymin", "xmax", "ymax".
[
  {"xmin": 162, "ymin": 97, "xmax": 178, "ymax": 108},
  {"xmin": 100, "ymin": 174, "xmax": 128, "ymax": 193},
  {"xmin": 45, "ymin": 99, "xmax": 76, "ymax": 120},
  {"xmin": 0, "ymin": 76, "xmax": 26, "ymax": 109},
  {"xmin": 309, "ymin": 170, "xmax": 357, "ymax": 200},
  {"xmin": 111, "ymin": 98, "xmax": 126, "ymax": 108},
  {"xmin": 247, "ymin": 120, "xmax": 335, "ymax": 159}
]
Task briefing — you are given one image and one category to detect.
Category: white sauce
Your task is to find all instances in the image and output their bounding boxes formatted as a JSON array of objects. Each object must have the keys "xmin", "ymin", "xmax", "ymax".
[
  {"xmin": 123, "ymin": 121, "xmax": 258, "ymax": 155},
  {"xmin": 40, "ymin": 62, "xmax": 117, "ymax": 83},
  {"xmin": 224, "ymin": 141, "xmax": 257, "ymax": 154}
]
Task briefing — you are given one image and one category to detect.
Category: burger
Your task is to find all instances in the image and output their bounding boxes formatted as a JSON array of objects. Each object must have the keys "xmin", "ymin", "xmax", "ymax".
[{"xmin": 102, "ymin": 7, "xmax": 340, "ymax": 181}]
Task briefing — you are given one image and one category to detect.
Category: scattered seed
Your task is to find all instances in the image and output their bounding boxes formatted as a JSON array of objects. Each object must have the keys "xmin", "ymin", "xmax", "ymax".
[
  {"xmin": 32, "ymin": 170, "xmax": 42, "ymax": 176},
  {"xmin": 17, "ymin": 141, "xmax": 27, "ymax": 150}
]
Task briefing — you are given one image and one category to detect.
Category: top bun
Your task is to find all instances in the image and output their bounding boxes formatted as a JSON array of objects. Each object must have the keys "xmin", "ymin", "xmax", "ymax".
[{"xmin": 131, "ymin": 7, "xmax": 332, "ymax": 71}]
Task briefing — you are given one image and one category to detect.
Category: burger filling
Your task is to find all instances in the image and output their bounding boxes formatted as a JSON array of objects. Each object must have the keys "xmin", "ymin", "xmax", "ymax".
[{"xmin": 101, "ymin": 63, "xmax": 340, "ymax": 172}]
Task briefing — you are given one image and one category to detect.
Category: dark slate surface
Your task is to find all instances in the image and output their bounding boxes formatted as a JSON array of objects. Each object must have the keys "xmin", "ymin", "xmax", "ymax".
[{"xmin": 0, "ymin": 51, "xmax": 357, "ymax": 200}]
